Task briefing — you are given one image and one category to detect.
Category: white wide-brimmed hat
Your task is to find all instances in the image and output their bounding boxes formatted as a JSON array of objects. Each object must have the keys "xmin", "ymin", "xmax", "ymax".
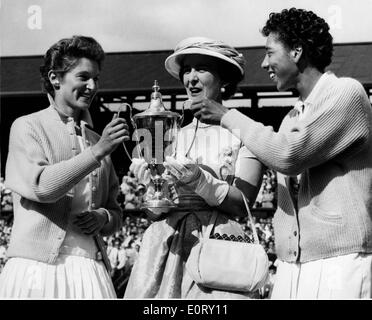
[{"xmin": 165, "ymin": 36, "xmax": 245, "ymax": 80}]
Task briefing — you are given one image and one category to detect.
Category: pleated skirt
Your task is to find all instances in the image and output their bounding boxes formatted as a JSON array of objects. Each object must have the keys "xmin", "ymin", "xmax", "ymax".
[
  {"xmin": 271, "ymin": 252, "xmax": 372, "ymax": 299},
  {"xmin": 0, "ymin": 255, "xmax": 116, "ymax": 299}
]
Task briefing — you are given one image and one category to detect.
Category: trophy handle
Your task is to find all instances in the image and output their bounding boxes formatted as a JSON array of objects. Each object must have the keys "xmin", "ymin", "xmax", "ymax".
[{"xmin": 115, "ymin": 102, "xmax": 143, "ymax": 161}]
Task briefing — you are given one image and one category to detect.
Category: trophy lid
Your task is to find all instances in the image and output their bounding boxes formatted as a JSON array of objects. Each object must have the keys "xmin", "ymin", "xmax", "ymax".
[{"xmin": 133, "ymin": 80, "xmax": 180, "ymax": 119}]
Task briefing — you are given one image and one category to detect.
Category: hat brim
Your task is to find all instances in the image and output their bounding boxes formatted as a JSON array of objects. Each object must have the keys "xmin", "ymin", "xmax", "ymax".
[{"xmin": 164, "ymin": 47, "xmax": 244, "ymax": 80}]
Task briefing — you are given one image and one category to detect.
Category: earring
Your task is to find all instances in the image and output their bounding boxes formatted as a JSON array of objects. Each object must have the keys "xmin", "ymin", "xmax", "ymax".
[{"xmin": 221, "ymin": 86, "xmax": 226, "ymax": 93}]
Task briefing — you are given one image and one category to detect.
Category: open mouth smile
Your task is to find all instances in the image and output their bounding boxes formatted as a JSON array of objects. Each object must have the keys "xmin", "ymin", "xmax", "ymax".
[
  {"xmin": 189, "ymin": 87, "xmax": 203, "ymax": 95},
  {"xmin": 80, "ymin": 93, "xmax": 93, "ymax": 101}
]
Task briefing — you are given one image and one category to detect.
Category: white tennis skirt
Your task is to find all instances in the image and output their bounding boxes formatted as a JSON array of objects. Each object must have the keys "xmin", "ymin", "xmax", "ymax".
[
  {"xmin": 0, "ymin": 255, "xmax": 116, "ymax": 299},
  {"xmin": 271, "ymin": 252, "xmax": 372, "ymax": 299}
]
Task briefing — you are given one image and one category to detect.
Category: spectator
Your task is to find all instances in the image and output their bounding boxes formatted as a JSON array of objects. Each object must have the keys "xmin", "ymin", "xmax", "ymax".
[
  {"xmin": 0, "ymin": 177, "xmax": 5, "ymax": 194},
  {"xmin": 117, "ymin": 242, "xmax": 128, "ymax": 271},
  {"xmin": 0, "ymin": 240, "xmax": 7, "ymax": 261},
  {"xmin": 1, "ymin": 189, "xmax": 13, "ymax": 213},
  {"xmin": 108, "ymin": 239, "xmax": 121, "ymax": 273}
]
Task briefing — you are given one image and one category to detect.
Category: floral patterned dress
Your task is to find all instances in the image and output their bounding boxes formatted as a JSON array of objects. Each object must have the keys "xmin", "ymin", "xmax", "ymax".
[{"xmin": 124, "ymin": 118, "xmax": 258, "ymax": 299}]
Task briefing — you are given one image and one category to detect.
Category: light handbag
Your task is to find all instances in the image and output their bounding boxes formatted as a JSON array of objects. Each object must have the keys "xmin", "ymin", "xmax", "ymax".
[{"xmin": 185, "ymin": 192, "xmax": 269, "ymax": 293}]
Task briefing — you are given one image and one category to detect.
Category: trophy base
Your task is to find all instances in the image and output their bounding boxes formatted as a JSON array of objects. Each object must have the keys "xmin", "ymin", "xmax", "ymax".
[{"xmin": 141, "ymin": 199, "xmax": 176, "ymax": 220}]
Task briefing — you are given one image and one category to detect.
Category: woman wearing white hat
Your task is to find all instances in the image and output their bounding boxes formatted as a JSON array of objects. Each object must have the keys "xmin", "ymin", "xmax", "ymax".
[{"xmin": 125, "ymin": 37, "xmax": 265, "ymax": 299}]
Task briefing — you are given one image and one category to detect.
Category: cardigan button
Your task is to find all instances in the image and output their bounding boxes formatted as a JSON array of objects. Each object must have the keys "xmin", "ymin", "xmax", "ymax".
[
  {"xmin": 92, "ymin": 186, "xmax": 97, "ymax": 191},
  {"xmin": 92, "ymin": 171, "xmax": 97, "ymax": 176},
  {"xmin": 293, "ymin": 231, "xmax": 297, "ymax": 236}
]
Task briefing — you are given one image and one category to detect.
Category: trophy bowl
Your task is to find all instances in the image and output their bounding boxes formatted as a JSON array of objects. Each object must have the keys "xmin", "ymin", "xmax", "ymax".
[{"xmin": 131, "ymin": 81, "xmax": 181, "ymax": 219}]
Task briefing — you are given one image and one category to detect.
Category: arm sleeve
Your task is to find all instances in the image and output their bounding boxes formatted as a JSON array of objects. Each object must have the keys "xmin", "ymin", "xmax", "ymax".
[
  {"xmin": 5, "ymin": 117, "xmax": 101, "ymax": 203},
  {"xmin": 221, "ymin": 80, "xmax": 370, "ymax": 175}
]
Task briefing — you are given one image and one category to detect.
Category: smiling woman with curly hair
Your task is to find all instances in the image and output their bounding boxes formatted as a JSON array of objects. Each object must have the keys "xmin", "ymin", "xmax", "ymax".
[
  {"xmin": 187, "ymin": 7, "xmax": 372, "ymax": 299},
  {"xmin": 261, "ymin": 8, "xmax": 333, "ymax": 72}
]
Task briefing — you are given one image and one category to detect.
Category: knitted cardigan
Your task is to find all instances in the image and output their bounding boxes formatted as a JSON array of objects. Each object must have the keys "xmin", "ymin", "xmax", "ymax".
[
  {"xmin": 5, "ymin": 105, "xmax": 122, "ymax": 264},
  {"xmin": 221, "ymin": 72, "xmax": 372, "ymax": 262}
]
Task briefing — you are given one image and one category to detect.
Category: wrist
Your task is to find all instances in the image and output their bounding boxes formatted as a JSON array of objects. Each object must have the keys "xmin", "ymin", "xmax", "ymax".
[
  {"xmin": 194, "ymin": 169, "xmax": 229, "ymax": 206},
  {"xmin": 220, "ymin": 109, "xmax": 237, "ymax": 129},
  {"xmin": 91, "ymin": 145, "xmax": 105, "ymax": 162}
]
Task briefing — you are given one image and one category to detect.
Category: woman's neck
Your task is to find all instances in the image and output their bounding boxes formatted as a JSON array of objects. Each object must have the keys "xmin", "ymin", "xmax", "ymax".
[
  {"xmin": 53, "ymin": 96, "xmax": 80, "ymax": 122},
  {"xmin": 296, "ymin": 68, "xmax": 323, "ymax": 101}
]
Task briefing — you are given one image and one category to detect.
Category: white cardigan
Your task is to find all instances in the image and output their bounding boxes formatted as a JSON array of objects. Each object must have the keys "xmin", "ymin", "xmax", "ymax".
[
  {"xmin": 222, "ymin": 72, "xmax": 372, "ymax": 262},
  {"xmin": 5, "ymin": 105, "xmax": 122, "ymax": 264}
]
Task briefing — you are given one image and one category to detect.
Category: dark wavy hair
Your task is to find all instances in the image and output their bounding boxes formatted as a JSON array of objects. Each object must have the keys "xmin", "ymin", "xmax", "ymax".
[
  {"xmin": 40, "ymin": 35, "xmax": 105, "ymax": 96},
  {"xmin": 261, "ymin": 8, "xmax": 333, "ymax": 72}
]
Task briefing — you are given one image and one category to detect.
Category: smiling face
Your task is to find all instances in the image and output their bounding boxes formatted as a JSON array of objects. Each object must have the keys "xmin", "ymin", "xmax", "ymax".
[
  {"xmin": 53, "ymin": 57, "xmax": 100, "ymax": 118},
  {"xmin": 181, "ymin": 54, "xmax": 224, "ymax": 103},
  {"xmin": 261, "ymin": 32, "xmax": 299, "ymax": 92}
]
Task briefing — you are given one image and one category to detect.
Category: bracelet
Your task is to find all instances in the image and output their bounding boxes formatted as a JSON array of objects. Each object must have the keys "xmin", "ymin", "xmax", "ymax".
[{"xmin": 101, "ymin": 208, "xmax": 111, "ymax": 225}]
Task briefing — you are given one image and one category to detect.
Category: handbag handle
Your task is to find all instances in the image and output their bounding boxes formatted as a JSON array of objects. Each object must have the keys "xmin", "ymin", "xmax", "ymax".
[
  {"xmin": 204, "ymin": 191, "xmax": 260, "ymax": 244},
  {"xmin": 241, "ymin": 192, "xmax": 260, "ymax": 244}
]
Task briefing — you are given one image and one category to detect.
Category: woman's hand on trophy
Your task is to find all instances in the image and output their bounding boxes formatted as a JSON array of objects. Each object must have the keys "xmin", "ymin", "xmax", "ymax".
[
  {"xmin": 164, "ymin": 156, "xmax": 201, "ymax": 185},
  {"xmin": 91, "ymin": 117, "xmax": 130, "ymax": 161},
  {"xmin": 165, "ymin": 156, "xmax": 230, "ymax": 207},
  {"xmin": 130, "ymin": 158, "xmax": 151, "ymax": 185}
]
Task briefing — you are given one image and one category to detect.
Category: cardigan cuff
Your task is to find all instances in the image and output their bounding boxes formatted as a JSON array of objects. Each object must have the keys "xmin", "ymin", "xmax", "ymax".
[
  {"xmin": 88, "ymin": 147, "xmax": 103, "ymax": 167},
  {"xmin": 221, "ymin": 109, "xmax": 244, "ymax": 131},
  {"xmin": 221, "ymin": 108, "xmax": 259, "ymax": 141}
]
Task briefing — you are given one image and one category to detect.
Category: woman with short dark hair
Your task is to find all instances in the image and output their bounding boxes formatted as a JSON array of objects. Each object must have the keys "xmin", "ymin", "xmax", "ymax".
[
  {"xmin": 0, "ymin": 35, "xmax": 129, "ymax": 298},
  {"xmin": 190, "ymin": 8, "xmax": 372, "ymax": 299}
]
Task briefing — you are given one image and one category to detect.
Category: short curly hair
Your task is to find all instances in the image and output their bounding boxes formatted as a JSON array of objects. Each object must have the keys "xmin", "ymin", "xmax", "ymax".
[
  {"xmin": 40, "ymin": 35, "xmax": 105, "ymax": 96},
  {"xmin": 261, "ymin": 8, "xmax": 333, "ymax": 72}
]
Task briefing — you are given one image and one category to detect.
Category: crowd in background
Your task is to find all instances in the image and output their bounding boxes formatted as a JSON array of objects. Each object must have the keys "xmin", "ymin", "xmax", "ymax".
[
  {"xmin": 0, "ymin": 168, "xmax": 277, "ymax": 298},
  {"xmin": 0, "ymin": 178, "xmax": 13, "ymax": 274}
]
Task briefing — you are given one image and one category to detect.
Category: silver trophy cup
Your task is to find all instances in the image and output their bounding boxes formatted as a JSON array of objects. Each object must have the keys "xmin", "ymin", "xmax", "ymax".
[{"xmin": 129, "ymin": 81, "xmax": 182, "ymax": 218}]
